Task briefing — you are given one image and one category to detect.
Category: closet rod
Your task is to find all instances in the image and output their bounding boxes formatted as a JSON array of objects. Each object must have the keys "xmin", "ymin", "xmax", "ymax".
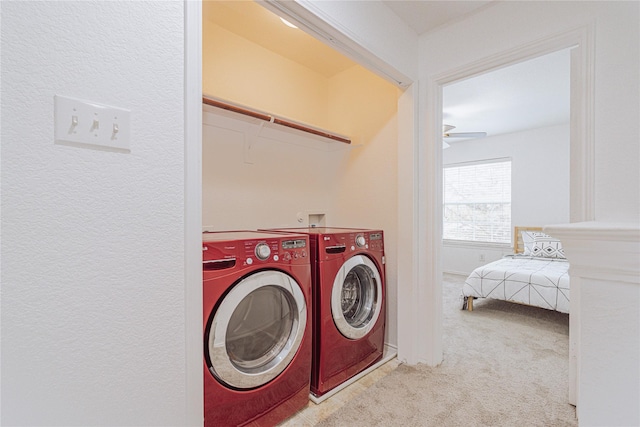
[{"xmin": 202, "ymin": 96, "xmax": 351, "ymax": 144}]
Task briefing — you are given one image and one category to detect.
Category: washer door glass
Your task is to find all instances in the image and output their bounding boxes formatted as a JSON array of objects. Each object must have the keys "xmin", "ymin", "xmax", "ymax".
[
  {"xmin": 331, "ymin": 255, "xmax": 383, "ymax": 340},
  {"xmin": 207, "ymin": 270, "xmax": 307, "ymax": 389}
]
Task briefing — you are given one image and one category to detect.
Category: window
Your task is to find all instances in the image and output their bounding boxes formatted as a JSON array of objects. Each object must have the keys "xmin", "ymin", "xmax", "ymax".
[{"xmin": 443, "ymin": 159, "xmax": 511, "ymax": 243}]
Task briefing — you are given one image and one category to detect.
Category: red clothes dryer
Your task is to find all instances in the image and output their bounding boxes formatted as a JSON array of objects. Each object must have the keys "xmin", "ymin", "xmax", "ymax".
[
  {"xmin": 265, "ymin": 227, "xmax": 386, "ymax": 398},
  {"xmin": 202, "ymin": 231, "xmax": 312, "ymax": 427}
]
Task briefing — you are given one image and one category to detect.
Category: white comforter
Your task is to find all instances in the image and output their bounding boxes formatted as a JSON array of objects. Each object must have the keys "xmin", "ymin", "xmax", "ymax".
[{"xmin": 463, "ymin": 256, "xmax": 570, "ymax": 313}]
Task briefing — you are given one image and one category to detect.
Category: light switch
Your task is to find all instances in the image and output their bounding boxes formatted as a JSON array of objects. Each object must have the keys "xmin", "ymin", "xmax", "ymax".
[{"xmin": 54, "ymin": 95, "xmax": 130, "ymax": 150}]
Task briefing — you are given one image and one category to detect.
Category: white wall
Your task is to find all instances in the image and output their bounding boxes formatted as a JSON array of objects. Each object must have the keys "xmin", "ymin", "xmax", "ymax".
[
  {"xmin": 443, "ymin": 125, "xmax": 570, "ymax": 274},
  {"xmin": 296, "ymin": 0, "xmax": 418, "ymax": 83},
  {"xmin": 202, "ymin": 108, "xmax": 348, "ymax": 230},
  {"xmin": 1, "ymin": 2, "xmax": 189, "ymax": 425}
]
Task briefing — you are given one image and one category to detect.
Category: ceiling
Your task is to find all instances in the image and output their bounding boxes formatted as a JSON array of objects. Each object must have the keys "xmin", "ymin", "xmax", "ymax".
[
  {"xmin": 382, "ymin": 0, "xmax": 495, "ymax": 35},
  {"xmin": 203, "ymin": 1, "xmax": 356, "ymax": 78},
  {"xmin": 443, "ymin": 48, "xmax": 571, "ymax": 140},
  {"xmin": 204, "ymin": 0, "xmax": 570, "ymax": 139}
]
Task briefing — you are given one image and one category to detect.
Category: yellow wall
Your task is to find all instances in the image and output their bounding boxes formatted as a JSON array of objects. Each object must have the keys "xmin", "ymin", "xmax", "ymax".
[
  {"xmin": 328, "ymin": 67, "xmax": 400, "ymax": 343},
  {"xmin": 203, "ymin": 24, "xmax": 329, "ymax": 129},
  {"xmin": 327, "ymin": 63, "xmax": 399, "ymax": 228},
  {"xmin": 203, "ymin": 21, "xmax": 399, "ymax": 143},
  {"xmin": 327, "ymin": 65, "xmax": 399, "ymax": 146}
]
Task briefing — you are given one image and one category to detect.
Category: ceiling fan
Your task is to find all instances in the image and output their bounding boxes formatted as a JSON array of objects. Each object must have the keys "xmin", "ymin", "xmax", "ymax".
[{"xmin": 443, "ymin": 124, "xmax": 487, "ymax": 139}]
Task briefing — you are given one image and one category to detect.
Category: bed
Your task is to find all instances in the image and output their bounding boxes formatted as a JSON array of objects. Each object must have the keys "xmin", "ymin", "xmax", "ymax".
[{"xmin": 462, "ymin": 226, "xmax": 570, "ymax": 313}]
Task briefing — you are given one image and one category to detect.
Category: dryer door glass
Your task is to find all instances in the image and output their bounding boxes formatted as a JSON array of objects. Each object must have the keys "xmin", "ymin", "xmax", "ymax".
[
  {"xmin": 331, "ymin": 255, "xmax": 383, "ymax": 340},
  {"xmin": 207, "ymin": 270, "xmax": 307, "ymax": 389},
  {"xmin": 226, "ymin": 285, "xmax": 294, "ymax": 370}
]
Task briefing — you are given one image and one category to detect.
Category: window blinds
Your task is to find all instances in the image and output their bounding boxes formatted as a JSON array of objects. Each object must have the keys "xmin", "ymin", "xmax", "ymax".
[{"xmin": 443, "ymin": 159, "xmax": 511, "ymax": 243}]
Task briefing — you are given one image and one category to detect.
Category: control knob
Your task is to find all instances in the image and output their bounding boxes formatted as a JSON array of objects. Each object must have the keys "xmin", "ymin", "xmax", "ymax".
[
  {"xmin": 356, "ymin": 235, "xmax": 366, "ymax": 248},
  {"xmin": 255, "ymin": 243, "xmax": 271, "ymax": 261}
]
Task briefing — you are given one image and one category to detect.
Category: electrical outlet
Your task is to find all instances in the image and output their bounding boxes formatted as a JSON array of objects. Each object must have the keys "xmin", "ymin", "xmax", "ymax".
[{"xmin": 54, "ymin": 95, "xmax": 130, "ymax": 150}]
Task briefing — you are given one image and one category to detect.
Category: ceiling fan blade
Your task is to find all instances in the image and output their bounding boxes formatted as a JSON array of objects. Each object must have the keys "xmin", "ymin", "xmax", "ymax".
[{"xmin": 443, "ymin": 131, "xmax": 487, "ymax": 138}]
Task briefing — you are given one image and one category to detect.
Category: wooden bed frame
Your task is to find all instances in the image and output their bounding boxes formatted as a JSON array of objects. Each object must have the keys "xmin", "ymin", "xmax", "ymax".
[
  {"xmin": 464, "ymin": 226, "xmax": 544, "ymax": 311},
  {"xmin": 513, "ymin": 226, "xmax": 544, "ymax": 254}
]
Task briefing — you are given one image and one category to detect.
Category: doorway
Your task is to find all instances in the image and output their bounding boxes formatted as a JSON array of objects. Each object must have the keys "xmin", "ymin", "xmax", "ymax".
[
  {"xmin": 439, "ymin": 50, "xmax": 573, "ymax": 404},
  {"xmin": 441, "ymin": 49, "xmax": 572, "ymax": 276},
  {"xmin": 430, "ymin": 28, "xmax": 595, "ymax": 403}
]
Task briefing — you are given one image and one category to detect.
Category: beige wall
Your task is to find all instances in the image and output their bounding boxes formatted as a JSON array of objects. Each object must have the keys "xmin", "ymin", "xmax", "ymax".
[
  {"xmin": 203, "ymin": 23, "xmax": 329, "ymax": 129},
  {"xmin": 328, "ymin": 66, "xmax": 400, "ymax": 345},
  {"xmin": 202, "ymin": 21, "xmax": 400, "ymax": 345}
]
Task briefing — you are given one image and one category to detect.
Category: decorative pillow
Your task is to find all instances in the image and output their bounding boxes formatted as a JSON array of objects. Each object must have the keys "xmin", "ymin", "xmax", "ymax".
[
  {"xmin": 521, "ymin": 231, "xmax": 549, "ymax": 255},
  {"xmin": 531, "ymin": 239, "xmax": 566, "ymax": 258},
  {"xmin": 522, "ymin": 231, "xmax": 566, "ymax": 259}
]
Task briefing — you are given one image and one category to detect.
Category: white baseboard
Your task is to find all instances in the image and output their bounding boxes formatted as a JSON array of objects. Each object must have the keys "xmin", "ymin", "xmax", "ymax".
[
  {"xmin": 309, "ymin": 343, "xmax": 398, "ymax": 405},
  {"xmin": 443, "ymin": 270, "xmax": 471, "ymax": 277}
]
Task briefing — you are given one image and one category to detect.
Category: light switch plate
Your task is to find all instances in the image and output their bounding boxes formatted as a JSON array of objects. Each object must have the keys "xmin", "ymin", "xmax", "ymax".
[{"xmin": 54, "ymin": 95, "xmax": 130, "ymax": 150}]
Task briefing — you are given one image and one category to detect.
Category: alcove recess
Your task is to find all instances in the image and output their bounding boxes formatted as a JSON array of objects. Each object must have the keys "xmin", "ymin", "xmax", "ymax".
[{"xmin": 202, "ymin": 0, "xmax": 399, "ymax": 150}]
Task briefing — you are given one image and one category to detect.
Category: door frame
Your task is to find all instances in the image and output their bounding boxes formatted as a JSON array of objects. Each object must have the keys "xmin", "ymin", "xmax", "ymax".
[
  {"xmin": 425, "ymin": 24, "xmax": 595, "ymax": 403},
  {"xmin": 184, "ymin": 1, "xmax": 203, "ymax": 426}
]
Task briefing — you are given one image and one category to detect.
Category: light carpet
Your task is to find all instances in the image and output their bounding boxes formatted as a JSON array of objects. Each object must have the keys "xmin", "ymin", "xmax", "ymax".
[{"xmin": 316, "ymin": 273, "xmax": 577, "ymax": 426}]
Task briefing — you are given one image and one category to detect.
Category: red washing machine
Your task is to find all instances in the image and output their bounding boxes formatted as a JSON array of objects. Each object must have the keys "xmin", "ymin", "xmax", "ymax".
[
  {"xmin": 202, "ymin": 231, "xmax": 312, "ymax": 427},
  {"xmin": 264, "ymin": 227, "xmax": 386, "ymax": 398}
]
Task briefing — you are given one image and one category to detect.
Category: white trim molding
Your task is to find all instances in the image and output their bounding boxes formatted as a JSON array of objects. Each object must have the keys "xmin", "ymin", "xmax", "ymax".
[
  {"xmin": 259, "ymin": 0, "xmax": 415, "ymax": 88},
  {"xmin": 421, "ymin": 23, "xmax": 597, "ymax": 371},
  {"xmin": 184, "ymin": 1, "xmax": 203, "ymax": 425},
  {"xmin": 545, "ymin": 222, "xmax": 640, "ymax": 426},
  {"xmin": 396, "ymin": 83, "xmax": 434, "ymax": 365},
  {"xmin": 433, "ymin": 23, "xmax": 595, "ymax": 222},
  {"xmin": 546, "ymin": 223, "xmax": 640, "ymax": 282}
]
